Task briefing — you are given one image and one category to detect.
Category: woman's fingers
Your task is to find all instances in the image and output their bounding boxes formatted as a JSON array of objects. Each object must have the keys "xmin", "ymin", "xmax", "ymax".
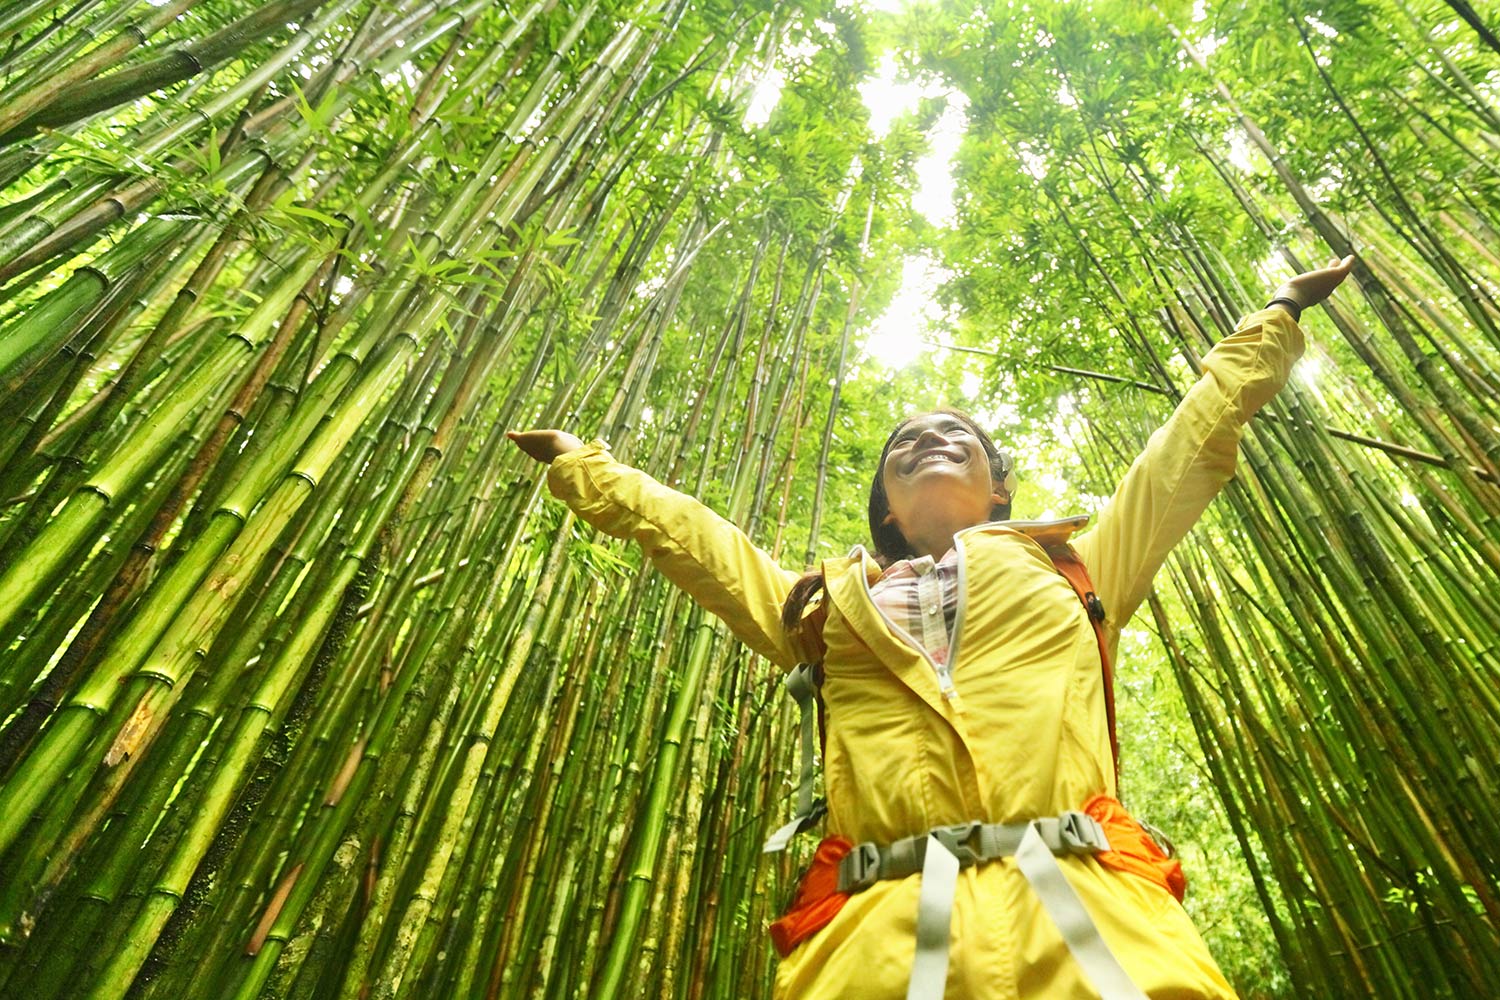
[{"xmin": 1273, "ymin": 253, "xmax": 1356, "ymax": 312}]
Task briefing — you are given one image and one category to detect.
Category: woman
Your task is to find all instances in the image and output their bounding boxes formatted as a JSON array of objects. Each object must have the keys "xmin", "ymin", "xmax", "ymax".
[{"xmin": 509, "ymin": 256, "xmax": 1354, "ymax": 1000}]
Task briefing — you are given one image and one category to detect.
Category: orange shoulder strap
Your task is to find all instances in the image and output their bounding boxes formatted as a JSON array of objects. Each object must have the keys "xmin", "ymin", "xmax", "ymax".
[{"xmin": 1045, "ymin": 544, "xmax": 1119, "ymax": 783}]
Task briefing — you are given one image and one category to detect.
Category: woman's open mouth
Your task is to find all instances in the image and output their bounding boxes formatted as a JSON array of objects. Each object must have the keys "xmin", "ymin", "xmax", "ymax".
[{"xmin": 907, "ymin": 450, "xmax": 965, "ymax": 473}]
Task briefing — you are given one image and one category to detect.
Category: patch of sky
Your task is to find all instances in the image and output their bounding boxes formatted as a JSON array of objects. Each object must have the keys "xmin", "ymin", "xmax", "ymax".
[
  {"xmin": 1196, "ymin": 33, "xmax": 1225, "ymax": 58},
  {"xmin": 634, "ymin": 273, "xmax": 667, "ymax": 299},
  {"xmin": 1185, "ymin": 3, "xmax": 1225, "ymax": 57},
  {"xmin": 1224, "ymin": 130, "xmax": 1258, "ymax": 174},
  {"xmin": 855, "ymin": 56, "xmax": 972, "ymax": 371},
  {"xmin": 859, "ymin": 56, "xmax": 968, "ymax": 225},
  {"xmin": 968, "ymin": 387, "xmax": 1021, "ymax": 437},
  {"xmin": 1295, "ymin": 353, "xmax": 1325, "ymax": 395},
  {"xmin": 743, "ymin": 67, "xmax": 786, "ymax": 128},
  {"xmin": 632, "ymin": 244, "xmax": 678, "ymax": 301},
  {"xmin": 1305, "ymin": 15, "xmax": 1339, "ymax": 39},
  {"xmin": 1307, "ymin": 165, "xmax": 1344, "ymax": 199},
  {"xmin": 1162, "ymin": 351, "xmax": 1195, "ymax": 385},
  {"xmin": 861, "ymin": 253, "xmax": 956, "ymax": 371},
  {"xmin": 743, "ymin": 22, "xmax": 829, "ymax": 129},
  {"xmin": 1017, "ymin": 141, "xmax": 1049, "ymax": 180}
]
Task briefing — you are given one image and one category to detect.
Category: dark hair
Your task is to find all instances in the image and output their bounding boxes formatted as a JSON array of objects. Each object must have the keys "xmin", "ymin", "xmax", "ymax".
[{"xmin": 780, "ymin": 408, "xmax": 1014, "ymax": 636}]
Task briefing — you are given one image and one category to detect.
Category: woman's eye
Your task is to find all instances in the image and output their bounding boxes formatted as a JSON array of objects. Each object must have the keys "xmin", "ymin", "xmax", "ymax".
[{"xmin": 893, "ymin": 423, "xmax": 967, "ymax": 446}]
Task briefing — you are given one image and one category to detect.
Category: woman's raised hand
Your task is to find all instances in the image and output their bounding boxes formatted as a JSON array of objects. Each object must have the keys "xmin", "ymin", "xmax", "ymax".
[
  {"xmin": 1271, "ymin": 255, "xmax": 1356, "ymax": 313},
  {"xmin": 507, "ymin": 429, "xmax": 584, "ymax": 464}
]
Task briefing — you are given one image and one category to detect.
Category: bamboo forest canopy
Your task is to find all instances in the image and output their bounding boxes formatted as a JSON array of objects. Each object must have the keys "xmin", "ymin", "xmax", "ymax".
[{"xmin": 0, "ymin": 0, "xmax": 1496, "ymax": 996}]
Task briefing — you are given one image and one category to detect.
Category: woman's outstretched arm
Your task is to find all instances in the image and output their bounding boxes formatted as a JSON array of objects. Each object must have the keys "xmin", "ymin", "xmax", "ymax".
[
  {"xmin": 508, "ymin": 430, "xmax": 807, "ymax": 670},
  {"xmin": 1072, "ymin": 257, "xmax": 1354, "ymax": 635}
]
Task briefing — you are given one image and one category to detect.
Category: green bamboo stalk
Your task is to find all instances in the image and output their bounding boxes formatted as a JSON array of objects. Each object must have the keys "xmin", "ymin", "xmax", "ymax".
[
  {"xmin": 0, "ymin": 0, "xmax": 202, "ymax": 137},
  {"xmin": 0, "ymin": 216, "xmax": 183, "ymax": 387},
  {"xmin": 0, "ymin": 0, "xmax": 68, "ymax": 41},
  {"xmin": 360, "ymin": 519, "xmax": 575, "ymax": 997},
  {"xmin": 1, "ymin": 0, "xmax": 330, "ymax": 141},
  {"xmin": 226, "ymin": 478, "xmax": 552, "ymax": 998},
  {"xmin": 0, "ymin": 0, "xmax": 366, "ymax": 276},
  {"xmin": 0, "ymin": 253, "xmax": 323, "ymax": 857},
  {"xmin": 74, "ymin": 335, "xmax": 415, "ymax": 999}
]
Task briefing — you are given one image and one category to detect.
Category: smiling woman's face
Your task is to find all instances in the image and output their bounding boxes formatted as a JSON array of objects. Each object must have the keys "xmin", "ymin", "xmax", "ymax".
[{"xmin": 879, "ymin": 413, "xmax": 1004, "ymax": 547}]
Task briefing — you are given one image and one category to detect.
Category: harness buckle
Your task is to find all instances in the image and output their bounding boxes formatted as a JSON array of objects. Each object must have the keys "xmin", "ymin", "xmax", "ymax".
[
  {"xmin": 838, "ymin": 842, "xmax": 882, "ymax": 893},
  {"xmin": 1057, "ymin": 811, "xmax": 1111, "ymax": 854},
  {"xmin": 930, "ymin": 821, "xmax": 984, "ymax": 867},
  {"xmin": 1139, "ymin": 818, "xmax": 1176, "ymax": 859}
]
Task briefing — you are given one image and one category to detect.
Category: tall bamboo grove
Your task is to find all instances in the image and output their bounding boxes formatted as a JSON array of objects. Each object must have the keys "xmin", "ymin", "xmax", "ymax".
[
  {"xmin": 906, "ymin": 1, "xmax": 1500, "ymax": 996},
  {"xmin": 0, "ymin": 1, "xmax": 1496, "ymax": 999}
]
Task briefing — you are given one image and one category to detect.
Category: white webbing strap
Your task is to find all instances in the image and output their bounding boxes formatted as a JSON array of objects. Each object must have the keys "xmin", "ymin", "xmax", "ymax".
[
  {"xmin": 763, "ymin": 664, "xmax": 824, "ymax": 853},
  {"xmin": 905, "ymin": 834, "xmax": 960, "ymax": 1000},
  {"xmin": 1014, "ymin": 822, "xmax": 1150, "ymax": 1000},
  {"xmin": 876, "ymin": 815, "xmax": 1148, "ymax": 1000}
]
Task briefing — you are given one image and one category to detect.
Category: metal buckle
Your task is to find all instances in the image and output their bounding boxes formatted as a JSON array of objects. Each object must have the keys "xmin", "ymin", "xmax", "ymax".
[
  {"xmin": 838, "ymin": 842, "xmax": 881, "ymax": 893},
  {"xmin": 929, "ymin": 821, "xmax": 984, "ymax": 867},
  {"xmin": 1139, "ymin": 818, "xmax": 1176, "ymax": 859},
  {"xmin": 1057, "ymin": 811, "xmax": 1110, "ymax": 854}
]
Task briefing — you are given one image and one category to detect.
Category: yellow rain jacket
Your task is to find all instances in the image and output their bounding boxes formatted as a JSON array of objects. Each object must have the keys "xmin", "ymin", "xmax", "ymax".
[{"xmin": 547, "ymin": 308, "xmax": 1303, "ymax": 999}]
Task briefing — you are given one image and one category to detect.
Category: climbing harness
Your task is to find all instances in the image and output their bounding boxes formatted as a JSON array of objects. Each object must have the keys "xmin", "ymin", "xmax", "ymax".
[{"xmin": 764, "ymin": 543, "xmax": 1170, "ymax": 1000}]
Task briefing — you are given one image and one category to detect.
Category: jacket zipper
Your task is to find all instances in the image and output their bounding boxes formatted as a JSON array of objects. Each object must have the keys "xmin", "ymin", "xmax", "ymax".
[
  {"xmin": 856, "ymin": 545, "xmax": 968, "ymax": 703},
  {"xmin": 852, "ymin": 517, "xmax": 1089, "ymax": 704},
  {"xmin": 947, "ymin": 533, "xmax": 969, "ymax": 689}
]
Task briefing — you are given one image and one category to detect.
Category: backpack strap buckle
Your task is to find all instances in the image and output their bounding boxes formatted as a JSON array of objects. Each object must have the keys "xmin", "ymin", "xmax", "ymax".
[
  {"xmin": 929, "ymin": 821, "xmax": 984, "ymax": 867},
  {"xmin": 838, "ymin": 841, "xmax": 882, "ymax": 893},
  {"xmin": 1056, "ymin": 810, "xmax": 1111, "ymax": 854}
]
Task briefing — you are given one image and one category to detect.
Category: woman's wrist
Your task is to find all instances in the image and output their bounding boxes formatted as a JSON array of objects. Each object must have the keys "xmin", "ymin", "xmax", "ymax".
[{"xmin": 1265, "ymin": 295, "xmax": 1303, "ymax": 322}]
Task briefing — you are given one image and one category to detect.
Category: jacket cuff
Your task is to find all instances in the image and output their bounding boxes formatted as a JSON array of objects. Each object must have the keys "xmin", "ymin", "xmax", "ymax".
[
  {"xmin": 1237, "ymin": 306, "xmax": 1306, "ymax": 361},
  {"xmin": 545, "ymin": 439, "xmax": 610, "ymax": 501}
]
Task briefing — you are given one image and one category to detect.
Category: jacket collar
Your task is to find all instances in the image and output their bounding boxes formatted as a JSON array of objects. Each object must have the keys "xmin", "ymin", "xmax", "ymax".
[
  {"xmin": 837, "ymin": 514, "xmax": 1091, "ymax": 572},
  {"xmin": 966, "ymin": 514, "xmax": 1089, "ymax": 548}
]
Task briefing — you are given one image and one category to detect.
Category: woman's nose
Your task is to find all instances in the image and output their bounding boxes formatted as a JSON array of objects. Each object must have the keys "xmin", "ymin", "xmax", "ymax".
[{"xmin": 911, "ymin": 428, "xmax": 948, "ymax": 450}]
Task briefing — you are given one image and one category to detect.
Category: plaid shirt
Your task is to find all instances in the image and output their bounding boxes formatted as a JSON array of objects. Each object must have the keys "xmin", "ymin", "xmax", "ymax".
[{"xmin": 868, "ymin": 547, "xmax": 960, "ymax": 668}]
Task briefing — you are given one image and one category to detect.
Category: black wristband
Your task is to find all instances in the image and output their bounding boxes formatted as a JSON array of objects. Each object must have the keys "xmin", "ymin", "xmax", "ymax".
[{"xmin": 1265, "ymin": 296, "xmax": 1303, "ymax": 322}]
